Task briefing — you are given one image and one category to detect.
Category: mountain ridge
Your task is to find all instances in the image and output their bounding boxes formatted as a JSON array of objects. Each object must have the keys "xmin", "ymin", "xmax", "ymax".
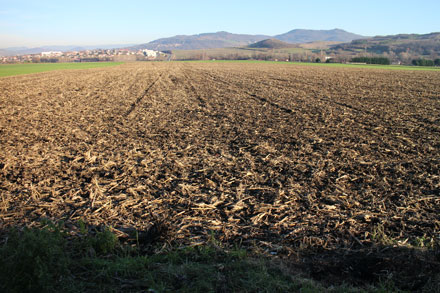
[
  {"xmin": 5, "ymin": 30, "xmax": 439, "ymax": 58},
  {"xmin": 331, "ymin": 32, "xmax": 440, "ymax": 57},
  {"xmin": 274, "ymin": 28, "xmax": 365, "ymax": 43},
  {"xmin": 0, "ymin": 29, "xmax": 365, "ymax": 56},
  {"xmin": 129, "ymin": 31, "xmax": 271, "ymax": 51},
  {"xmin": 128, "ymin": 29, "xmax": 364, "ymax": 51}
]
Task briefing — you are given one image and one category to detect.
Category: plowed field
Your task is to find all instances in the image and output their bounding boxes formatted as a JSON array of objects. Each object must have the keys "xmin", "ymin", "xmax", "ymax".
[{"xmin": 1, "ymin": 62, "xmax": 439, "ymax": 261}]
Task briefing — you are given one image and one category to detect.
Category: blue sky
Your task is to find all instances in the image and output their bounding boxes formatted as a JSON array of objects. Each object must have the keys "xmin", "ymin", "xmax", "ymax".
[{"xmin": 1, "ymin": 0, "xmax": 439, "ymax": 47}]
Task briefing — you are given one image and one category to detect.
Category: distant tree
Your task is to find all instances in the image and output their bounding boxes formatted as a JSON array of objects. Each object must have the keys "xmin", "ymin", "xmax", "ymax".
[
  {"xmin": 79, "ymin": 58, "xmax": 100, "ymax": 62},
  {"xmin": 435, "ymin": 59, "xmax": 440, "ymax": 66},
  {"xmin": 40, "ymin": 58, "xmax": 58, "ymax": 63},
  {"xmin": 425, "ymin": 59, "xmax": 435, "ymax": 66},
  {"xmin": 315, "ymin": 58, "xmax": 321, "ymax": 63},
  {"xmin": 412, "ymin": 59, "xmax": 435, "ymax": 66}
]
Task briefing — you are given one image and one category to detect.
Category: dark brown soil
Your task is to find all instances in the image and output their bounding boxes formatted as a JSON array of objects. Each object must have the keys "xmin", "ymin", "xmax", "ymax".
[{"xmin": 1, "ymin": 62, "xmax": 439, "ymax": 289}]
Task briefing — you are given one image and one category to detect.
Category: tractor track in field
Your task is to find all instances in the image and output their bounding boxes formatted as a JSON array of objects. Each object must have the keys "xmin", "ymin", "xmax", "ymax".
[
  {"xmin": 200, "ymin": 66, "xmax": 438, "ymax": 152},
  {"xmin": 198, "ymin": 69, "xmax": 299, "ymax": 117},
  {"xmin": 248, "ymin": 93, "xmax": 294, "ymax": 115},
  {"xmin": 180, "ymin": 67, "xmax": 208, "ymax": 108},
  {"xmin": 124, "ymin": 71, "xmax": 166, "ymax": 117},
  {"xmin": 205, "ymin": 68, "xmax": 380, "ymax": 118},
  {"xmin": 193, "ymin": 67, "xmax": 389, "ymax": 149}
]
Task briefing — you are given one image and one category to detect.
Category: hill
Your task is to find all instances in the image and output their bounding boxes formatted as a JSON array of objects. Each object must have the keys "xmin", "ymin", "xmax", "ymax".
[
  {"xmin": 298, "ymin": 41, "xmax": 343, "ymax": 49},
  {"xmin": 274, "ymin": 29, "xmax": 364, "ymax": 43},
  {"xmin": 248, "ymin": 39, "xmax": 298, "ymax": 49},
  {"xmin": 2, "ymin": 29, "xmax": 366, "ymax": 56},
  {"xmin": 331, "ymin": 32, "xmax": 440, "ymax": 57},
  {"xmin": 129, "ymin": 29, "xmax": 364, "ymax": 51},
  {"xmin": 130, "ymin": 31, "xmax": 270, "ymax": 51}
]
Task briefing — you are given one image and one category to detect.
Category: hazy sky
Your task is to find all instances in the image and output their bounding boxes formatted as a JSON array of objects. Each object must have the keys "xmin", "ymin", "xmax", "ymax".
[{"xmin": 1, "ymin": 0, "xmax": 439, "ymax": 47}]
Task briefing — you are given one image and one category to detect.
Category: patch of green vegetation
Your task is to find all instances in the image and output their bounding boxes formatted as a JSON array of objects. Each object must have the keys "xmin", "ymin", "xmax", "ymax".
[
  {"xmin": 274, "ymin": 47, "xmax": 308, "ymax": 54},
  {"xmin": 0, "ymin": 62, "xmax": 123, "ymax": 77},
  {"xmin": 0, "ymin": 222, "xmax": 70, "ymax": 292},
  {"xmin": 370, "ymin": 224, "xmax": 397, "ymax": 246},
  {"xmin": 77, "ymin": 246, "xmax": 315, "ymax": 293},
  {"xmin": 1, "ymin": 222, "xmax": 409, "ymax": 293},
  {"xmin": 370, "ymin": 223, "xmax": 437, "ymax": 250}
]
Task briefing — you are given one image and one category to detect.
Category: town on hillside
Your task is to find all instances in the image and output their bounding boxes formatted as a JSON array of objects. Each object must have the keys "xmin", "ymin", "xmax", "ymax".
[{"xmin": 1, "ymin": 48, "xmax": 168, "ymax": 63}]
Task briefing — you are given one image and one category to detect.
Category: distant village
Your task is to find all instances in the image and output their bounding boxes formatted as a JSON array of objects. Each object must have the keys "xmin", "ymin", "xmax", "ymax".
[{"xmin": 0, "ymin": 48, "xmax": 168, "ymax": 63}]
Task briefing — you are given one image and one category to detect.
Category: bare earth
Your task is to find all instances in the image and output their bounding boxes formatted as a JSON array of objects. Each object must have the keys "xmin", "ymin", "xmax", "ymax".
[{"xmin": 1, "ymin": 63, "xmax": 439, "ymax": 284}]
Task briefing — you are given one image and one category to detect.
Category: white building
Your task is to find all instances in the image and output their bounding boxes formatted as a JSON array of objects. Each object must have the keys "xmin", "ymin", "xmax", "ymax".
[
  {"xmin": 41, "ymin": 51, "xmax": 63, "ymax": 57},
  {"xmin": 142, "ymin": 49, "xmax": 157, "ymax": 58}
]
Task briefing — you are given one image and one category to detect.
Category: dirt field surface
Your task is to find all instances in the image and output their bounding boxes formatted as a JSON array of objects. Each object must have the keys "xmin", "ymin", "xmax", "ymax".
[{"xmin": 1, "ymin": 62, "xmax": 439, "ymax": 287}]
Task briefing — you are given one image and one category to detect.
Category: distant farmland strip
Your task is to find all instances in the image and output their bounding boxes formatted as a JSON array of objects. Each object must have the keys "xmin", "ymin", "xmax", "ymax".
[
  {"xmin": 0, "ymin": 62, "xmax": 123, "ymax": 77},
  {"xmin": 181, "ymin": 59, "xmax": 440, "ymax": 71}
]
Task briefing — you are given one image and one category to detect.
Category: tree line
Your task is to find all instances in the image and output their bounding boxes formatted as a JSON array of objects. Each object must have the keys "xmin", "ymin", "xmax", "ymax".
[
  {"xmin": 411, "ymin": 58, "xmax": 440, "ymax": 66},
  {"xmin": 350, "ymin": 57, "xmax": 391, "ymax": 65}
]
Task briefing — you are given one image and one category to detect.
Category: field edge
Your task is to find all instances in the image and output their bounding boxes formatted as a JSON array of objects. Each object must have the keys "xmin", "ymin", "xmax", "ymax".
[
  {"xmin": 3, "ymin": 223, "xmax": 435, "ymax": 292},
  {"xmin": 0, "ymin": 62, "xmax": 124, "ymax": 77},
  {"xmin": 176, "ymin": 59, "xmax": 440, "ymax": 71}
]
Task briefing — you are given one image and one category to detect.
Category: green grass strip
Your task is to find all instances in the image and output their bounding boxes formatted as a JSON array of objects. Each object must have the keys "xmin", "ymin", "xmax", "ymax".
[
  {"xmin": 0, "ymin": 223, "xmax": 400, "ymax": 293},
  {"xmin": 0, "ymin": 62, "xmax": 124, "ymax": 77},
  {"xmin": 177, "ymin": 59, "xmax": 440, "ymax": 71}
]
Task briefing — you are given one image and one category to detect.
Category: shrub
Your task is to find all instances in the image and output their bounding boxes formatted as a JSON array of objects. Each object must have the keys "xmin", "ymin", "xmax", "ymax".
[
  {"xmin": 88, "ymin": 228, "xmax": 119, "ymax": 255},
  {"xmin": 0, "ymin": 226, "xmax": 69, "ymax": 292}
]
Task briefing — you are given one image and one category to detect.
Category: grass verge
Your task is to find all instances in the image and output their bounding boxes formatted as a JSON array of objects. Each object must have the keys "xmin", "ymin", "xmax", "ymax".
[
  {"xmin": 0, "ymin": 223, "xmax": 320, "ymax": 292},
  {"xmin": 0, "ymin": 221, "xmax": 438, "ymax": 292},
  {"xmin": 0, "ymin": 62, "xmax": 124, "ymax": 77}
]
